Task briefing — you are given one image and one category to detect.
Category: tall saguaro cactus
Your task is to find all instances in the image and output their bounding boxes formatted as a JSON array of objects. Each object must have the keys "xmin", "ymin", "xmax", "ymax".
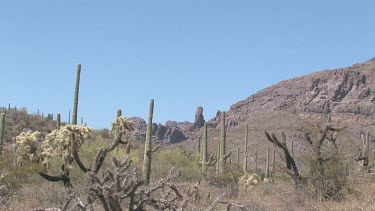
[
  {"xmin": 266, "ymin": 146, "xmax": 270, "ymax": 179},
  {"xmin": 0, "ymin": 113, "xmax": 5, "ymax": 156},
  {"xmin": 201, "ymin": 123, "xmax": 216, "ymax": 172},
  {"xmin": 57, "ymin": 113, "xmax": 61, "ymax": 130},
  {"xmin": 142, "ymin": 99, "xmax": 159, "ymax": 183},
  {"xmin": 218, "ymin": 112, "xmax": 232, "ymax": 175},
  {"xmin": 72, "ymin": 64, "xmax": 81, "ymax": 125},
  {"xmin": 197, "ymin": 136, "xmax": 202, "ymax": 153},
  {"xmin": 216, "ymin": 141, "xmax": 220, "ymax": 175},
  {"xmin": 358, "ymin": 130, "xmax": 371, "ymax": 168},
  {"xmin": 243, "ymin": 123, "xmax": 248, "ymax": 172}
]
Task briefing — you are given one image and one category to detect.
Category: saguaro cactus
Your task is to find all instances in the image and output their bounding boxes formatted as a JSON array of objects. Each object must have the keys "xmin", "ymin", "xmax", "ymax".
[
  {"xmin": 272, "ymin": 145, "xmax": 276, "ymax": 176},
  {"xmin": 243, "ymin": 123, "xmax": 248, "ymax": 172},
  {"xmin": 0, "ymin": 113, "xmax": 5, "ymax": 156},
  {"xmin": 237, "ymin": 147, "xmax": 240, "ymax": 168},
  {"xmin": 218, "ymin": 112, "xmax": 232, "ymax": 175},
  {"xmin": 72, "ymin": 64, "xmax": 81, "ymax": 125},
  {"xmin": 216, "ymin": 141, "xmax": 220, "ymax": 175},
  {"xmin": 142, "ymin": 99, "xmax": 160, "ymax": 183},
  {"xmin": 115, "ymin": 109, "xmax": 122, "ymax": 152},
  {"xmin": 265, "ymin": 146, "xmax": 270, "ymax": 179},
  {"xmin": 357, "ymin": 130, "xmax": 371, "ymax": 169},
  {"xmin": 265, "ymin": 130, "xmax": 299, "ymax": 177},
  {"xmin": 57, "ymin": 113, "xmax": 61, "ymax": 130},
  {"xmin": 197, "ymin": 136, "xmax": 202, "ymax": 153},
  {"xmin": 201, "ymin": 123, "xmax": 216, "ymax": 172},
  {"xmin": 255, "ymin": 150, "xmax": 258, "ymax": 172}
]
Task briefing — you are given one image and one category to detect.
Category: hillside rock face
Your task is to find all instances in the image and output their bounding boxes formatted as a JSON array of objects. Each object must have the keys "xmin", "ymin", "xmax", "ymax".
[
  {"xmin": 129, "ymin": 118, "xmax": 188, "ymax": 144},
  {"xmin": 222, "ymin": 57, "xmax": 375, "ymax": 126},
  {"xmin": 163, "ymin": 127, "xmax": 186, "ymax": 144}
]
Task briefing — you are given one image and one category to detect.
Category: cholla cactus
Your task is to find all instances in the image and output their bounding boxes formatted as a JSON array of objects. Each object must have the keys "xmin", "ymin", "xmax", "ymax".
[
  {"xmin": 14, "ymin": 131, "xmax": 41, "ymax": 165},
  {"xmin": 239, "ymin": 173, "xmax": 262, "ymax": 191},
  {"xmin": 41, "ymin": 125, "xmax": 92, "ymax": 166},
  {"xmin": 111, "ymin": 116, "xmax": 134, "ymax": 135}
]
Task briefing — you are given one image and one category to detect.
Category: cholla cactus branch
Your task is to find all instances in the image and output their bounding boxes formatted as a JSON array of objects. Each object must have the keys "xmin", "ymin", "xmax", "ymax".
[
  {"xmin": 14, "ymin": 131, "xmax": 41, "ymax": 166},
  {"xmin": 91, "ymin": 116, "xmax": 134, "ymax": 174}
]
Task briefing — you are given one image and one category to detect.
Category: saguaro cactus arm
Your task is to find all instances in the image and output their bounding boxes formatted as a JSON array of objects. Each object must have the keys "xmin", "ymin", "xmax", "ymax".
[
  {"xmin": 151, "ymin": 144, "xmax": 160, "ymax": 152},
  {"xmin": 201, "ymin": 123, "xmax": 216, "ymax": 172},
  {"xmin": 264, "ymin": 131, "xmax": 299, "ymax": 177}
]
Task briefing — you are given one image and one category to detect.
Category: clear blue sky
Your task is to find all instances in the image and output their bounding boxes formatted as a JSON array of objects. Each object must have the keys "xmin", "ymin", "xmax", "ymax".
[{"xmin": 1, "ymin": 1, "xmax": 374, "ymax": 129}]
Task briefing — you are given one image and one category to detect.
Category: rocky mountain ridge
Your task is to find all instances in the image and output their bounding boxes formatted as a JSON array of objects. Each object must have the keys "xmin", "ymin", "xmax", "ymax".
[
  {"xmin": 129, "ymin": 58, "xmax": 375, "ymax": 153},
  {"xmin": 223, "ymin": 57, "xmax": 375, "ymax": 126}
]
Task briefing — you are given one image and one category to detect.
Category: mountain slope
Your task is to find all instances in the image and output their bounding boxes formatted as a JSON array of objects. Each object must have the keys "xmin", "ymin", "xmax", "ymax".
[
  {"xmin": 226, "ymin": 57, "xmax": 375, "ymax": 125},
  {"xmin": 178, "ymin": 57, "xmax": 375, "ymax": 169}
]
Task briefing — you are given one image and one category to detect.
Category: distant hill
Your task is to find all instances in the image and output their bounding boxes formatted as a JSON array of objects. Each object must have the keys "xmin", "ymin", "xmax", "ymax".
[
  {"xmin": 175, "ymin": 57, "xmax": 375, "ymax": 167},
  {"xmin": 0, "ymin": 108, "xmax": 60, "ymax": 151}
]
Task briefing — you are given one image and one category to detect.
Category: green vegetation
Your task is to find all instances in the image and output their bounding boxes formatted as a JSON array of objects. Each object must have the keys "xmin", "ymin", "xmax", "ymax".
[{"xmin": 1, "ymin": 66, "xmax": 375, "ymax": 210}]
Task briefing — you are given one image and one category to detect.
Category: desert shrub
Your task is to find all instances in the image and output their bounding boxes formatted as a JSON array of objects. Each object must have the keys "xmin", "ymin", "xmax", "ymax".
[
  {"xmin": 205, "ymin": 164, "xmax": 244, "ymax": 198},
  {"xmin": 94, "ymin": 128, "xmax": 111, "ymax": 140},
  {"xmin": 152, "ymin": 148, "xmax": 202, "ymax": 182},
  {"xmin": 306, "ymin": 153, "xmax": 349, "ymax": 201},
  {"xmin": 0, "ymin": 152, "xmax": 43, "ymax": 207}
]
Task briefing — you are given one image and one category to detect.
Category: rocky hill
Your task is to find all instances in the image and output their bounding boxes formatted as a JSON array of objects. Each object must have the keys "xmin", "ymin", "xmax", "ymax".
[
  {"xmin": 173, "ymin": 57, "xmax": 375, "ymax": 169},
  {"xmin": 224, "ymin": 57, "xmax": 375, "ymax": 126},
  {"xmin": 129, "ymin": 58, "xmax": 375, "ymax": 154},
  {"xmin": 0, "ymin": 107, "xmax": 59, "ymax": 151}
]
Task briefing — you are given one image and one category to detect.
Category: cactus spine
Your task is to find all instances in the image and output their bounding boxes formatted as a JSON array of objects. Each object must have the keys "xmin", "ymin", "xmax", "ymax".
[
  {"xmin": 57, "ymin": 113, "xmax": 61, "ymax": 130},
  {"xmin": 201, "ymin": 123, "xmax": 216, "ymax": 172},
  {"xmin": 0, "ymin": 113, "xmax": 4, "ymax": 156},
  {"xmin": 218, "ymin": 112, "xmax": 231, "ymax": 175},
  {"xmin": 142, "ymin": 99, "xmax": 159, "ymax": 183},
  {"xmin": 72, "ymin": 64, "xmax": 81, "ymax": 125},
  {"xmin": 243, "ymin": 123, "xmax": 248, "ymax": 172}
]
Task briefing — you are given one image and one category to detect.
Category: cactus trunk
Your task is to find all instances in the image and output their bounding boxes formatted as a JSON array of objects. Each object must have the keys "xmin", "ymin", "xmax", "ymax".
[
  {"xmin": 218, "ymin": 112, "xmax": 231, "ymax": 175},
  {"xmin": 0, "ymin": 113, "xmax": 5, "ymax": 156},
  {"xmin": 197, "ymin": 136, "xmax": 201, "ymax": 154},
  {"xmin": 216, "ymin": 140, "xmax": 220, "ymax": 175},
  {"xmin": 57, "ymin": 113, "xmax": 61, "ymax": 130},
  {"xmin": 243, "ymin": 123, "xmax": 248, "ymax": 172},
  {"xmin": 255, "ymin": 150, "xmax": 258, "ymax": 173},
  {"xmin": 266, "ymin": 146, "xmax": 270, "ymax": 179},
  {"xmin": 72, "ymin": 64, "xmax": 81, "ymax": 125},
  {"xmin": 142, "ymin": 99, "xmax": 158, "ymax": 183},
  {"xmin": 201, "ymin": 123, "xmax": 216, "ymax": 173},
  {"xmin": 272, "ymin": 145, "xmax": 276, "ymax": 176}
]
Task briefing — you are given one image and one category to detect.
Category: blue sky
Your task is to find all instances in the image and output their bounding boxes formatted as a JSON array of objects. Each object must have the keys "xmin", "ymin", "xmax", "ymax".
[{"xmin": 1, "ymin": 1, "xmax": 374, "ymax": 128}]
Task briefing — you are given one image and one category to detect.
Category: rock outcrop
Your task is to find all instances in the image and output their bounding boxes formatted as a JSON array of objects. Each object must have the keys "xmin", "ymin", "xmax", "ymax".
[
  {"xmin": 193, "ymin": 106, "xmax": 205, "ymax": 129},
  {"xmin": 163, "ymin": 127, "xmax": 186, "ymax": 145}
]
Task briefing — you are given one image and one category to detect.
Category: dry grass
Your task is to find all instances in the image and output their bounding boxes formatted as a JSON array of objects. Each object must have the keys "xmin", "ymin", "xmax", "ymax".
[{"xmin": 1, "ymin": 109, "xmax": 375, "ymax": 210}]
